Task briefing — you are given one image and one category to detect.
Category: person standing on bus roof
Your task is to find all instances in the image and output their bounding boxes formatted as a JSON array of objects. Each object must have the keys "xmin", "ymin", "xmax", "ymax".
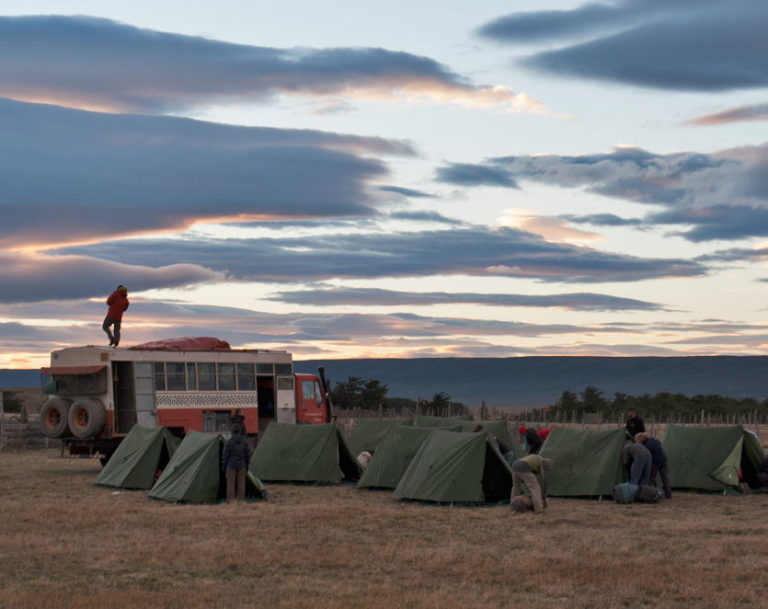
[{"xmin": 103, "ymin": 285, "xmax": 129, "ymax": 347}]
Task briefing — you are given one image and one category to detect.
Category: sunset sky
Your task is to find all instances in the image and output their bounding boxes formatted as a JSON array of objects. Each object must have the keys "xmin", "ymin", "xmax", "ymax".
[{"xmin": 1, "ymin": 0, "xmax": 768, "ymax": 368}]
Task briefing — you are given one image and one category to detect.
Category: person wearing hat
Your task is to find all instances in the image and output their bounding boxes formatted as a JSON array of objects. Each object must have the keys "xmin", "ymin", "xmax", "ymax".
[
  {"xmin": 510, "ymin": 454, "xmax": 554, "ymax": 513},
  {"xmin": 103, "ymin": 285, "xmax": 129, "ymax": 347}
]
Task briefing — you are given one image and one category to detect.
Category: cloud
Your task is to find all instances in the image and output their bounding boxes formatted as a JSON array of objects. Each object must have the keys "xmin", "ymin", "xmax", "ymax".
[
  {"xmin": 377, "ymin": 186, "xmax": 437, "ymax": 198},
  {"xmin": 0, "ymin": 98, "xmax": 416, "ymax": 248},
  {"xmin": 477, "ymin": 0, "xmax": 666, "ymax": 43},
  {"xmin": 267, "ymin": 287, "xmax": 664, "ymax": 311},
  {"xmin": 534, "ymin": 342, "xmax": 686, "ymax": 357},
  {"xmin": 688, "ymin": 103, "xmax": 768, "ymax": 126},
  {"xmin": 435, "ymin": 163, "xmax": 519, "ymax": 188},
  {"xmin": 695, "ymin": 246, "xmax": 768, "ymax": 263},
  {"xmin": 438, "ymin": 145, "xmax": 768, "ymax": 242},
  {"xmin": 0, "ymin": 15, "xmax": 546, "ymax": 114},
  {"xmin": 58, "ymin": 225, "xmax": 706, "ymax": 284},
  {"xmin": 499, "ymin": 213, "xmax": 602, "ymax": 243},
  {"xmin": 0, "ymin": 252, "xmax": 222, "ymax": 303},
  {"xmin": 478, "ymin": 1, "xmax": 768, "ymax": 92},
  {"xmin": 648, "ymin": 205, "xmax": 768, "ymax": 242},
  {"xmin": 387, "ymin": 211, "xmax": 461, "ymax": 225},
  {"xmin": 563, "ymin": 213, "xmax": 645, "ymax": 227},
  {"xmin": 5, "ymin": 298, "xmax": 765, "ymax": 361},
  {"xmin": 0, "ymin": 300, "xmax": 633, "ymax": 360}
]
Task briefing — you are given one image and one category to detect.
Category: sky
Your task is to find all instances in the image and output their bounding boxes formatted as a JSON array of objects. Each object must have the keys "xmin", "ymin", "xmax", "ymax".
[{"xmin": 1, "ymin": 0, "xmax": 768, "ymax": 368}]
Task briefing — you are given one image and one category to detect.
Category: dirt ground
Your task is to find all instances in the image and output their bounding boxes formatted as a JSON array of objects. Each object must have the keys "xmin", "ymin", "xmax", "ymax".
[{"xmin": 1, "ymin": 450, "xmax": 767, "ymax": 609}]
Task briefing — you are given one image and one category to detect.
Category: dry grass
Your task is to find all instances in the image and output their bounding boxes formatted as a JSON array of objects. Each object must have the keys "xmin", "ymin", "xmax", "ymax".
[{"xmin": 1, "ymin": 450, "xmax": 767, "ymax": 609}]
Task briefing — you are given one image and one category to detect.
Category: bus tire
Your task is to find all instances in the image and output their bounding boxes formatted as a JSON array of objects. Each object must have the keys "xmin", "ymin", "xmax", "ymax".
[
  {"xmin": 39, "ymin": 398, "xmax": 72, "ymax": 438},
  {"xmin": 68, "ymin": 398, "xmax": 106, "ymax": 439}
]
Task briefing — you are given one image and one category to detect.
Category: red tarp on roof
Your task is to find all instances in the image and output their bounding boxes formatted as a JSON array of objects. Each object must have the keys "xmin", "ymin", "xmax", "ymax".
[
  {"xmin": 41, "ymin": 365, "xmax": 106, "ymax": 376},
  {"xmin": 129, "ymin": 337, "xmax": 232, "ymax": 351}
]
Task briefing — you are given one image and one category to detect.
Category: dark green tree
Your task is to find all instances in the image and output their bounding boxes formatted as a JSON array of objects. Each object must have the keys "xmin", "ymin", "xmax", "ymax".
[
  {"xmin": 555, "ymin": 389, "xmax": 581, "ymax": 410},
  {"xmin": 1, "ymin": 390, "xmax": 23, "ymax": 414},
  {"xmin": 581, "ymin": 386, "xmax": 607, "ymax": 412},
  {"xmin": 330, "ymin": 377, "xmax": 388, "ymax": 410}
]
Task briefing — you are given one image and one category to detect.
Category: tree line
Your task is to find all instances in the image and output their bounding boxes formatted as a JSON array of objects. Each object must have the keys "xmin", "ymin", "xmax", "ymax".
[
  {"xmin": 329, "ymin": 376, "xmax": 468, "ymax": 417},
  {"xmin": 328, "ymin": 376, "xmax": 768, "ymax": 420},
  {"xmin": 552, "ymin": 386, "xmax": 768, "ymax": 417}
]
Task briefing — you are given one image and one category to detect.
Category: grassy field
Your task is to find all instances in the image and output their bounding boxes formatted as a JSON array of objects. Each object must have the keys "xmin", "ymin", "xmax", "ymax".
[{"xmin": 1, "ymin": 450, "xmax": 767, "ymax": 609}]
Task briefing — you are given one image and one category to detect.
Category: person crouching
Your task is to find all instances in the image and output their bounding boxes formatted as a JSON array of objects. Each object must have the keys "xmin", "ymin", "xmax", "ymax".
[{"xmin": 511, "ymin": 454, "xmax": 554, "ymax": 513}]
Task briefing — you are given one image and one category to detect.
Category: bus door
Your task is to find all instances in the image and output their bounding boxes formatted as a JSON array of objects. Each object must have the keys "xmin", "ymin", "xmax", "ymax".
[
  {"xmin": 296, "ymin": 376, "xmax": 327, "ymax": 424},
  {"xmin": 133, "ymin": 362, "xmax": 157, "ymax": 428},
  {"xmin": 256, "ymin": 376, "xmax": 275, "ymax": 433},
  {"xmin": 113, "ymin": 362, "xmax": 137, "ymax": 433}
]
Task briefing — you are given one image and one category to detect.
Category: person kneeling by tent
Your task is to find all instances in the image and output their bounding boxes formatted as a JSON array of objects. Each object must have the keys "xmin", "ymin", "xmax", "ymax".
[
  {"xmin": 511, "ymin": 454, "xmax": 554, "ymax": 513},
  {"xmin": 357, "ymin": 450, "xmax": 374, "ymax": 469},
  {"xmin": 622, "ymin": 439, "xmax": 652, "ymax": 486},
  {"xmin": 635, "ymin": 433, "xmax": 671, "ymax": 499},
  {"xmin": 223, "ymin": 424, "xmax": 251, "ymax": 502}
]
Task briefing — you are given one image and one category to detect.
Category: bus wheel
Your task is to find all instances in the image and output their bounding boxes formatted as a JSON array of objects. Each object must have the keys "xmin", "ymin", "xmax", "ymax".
[
  {"xmin": 39, "ymin": 398, "xmax": 72, "ymax": 438},
  {"xmin": 68, "ymin": 398, "xmax": 106, "ymax": 439}
]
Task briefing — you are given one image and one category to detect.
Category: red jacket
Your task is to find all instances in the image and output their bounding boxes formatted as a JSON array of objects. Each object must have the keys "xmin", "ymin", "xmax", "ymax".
[{"xmin": 106, "ymin": 290, "xmax": 129, "ymax": 320}]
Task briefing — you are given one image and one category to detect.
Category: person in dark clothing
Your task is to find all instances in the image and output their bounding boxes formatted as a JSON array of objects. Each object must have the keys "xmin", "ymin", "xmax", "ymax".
[
  {"xmin": 622, "ymin": 440, "xmax": 652, "ymax": 486},
  {"xmin": 475, "ymin": 425, "xmax": 513, "ymax": 462},
  {"xmin": 625, "ymin": 409, "xmax": 645, "ymax": 439},
  {"xmin": 635, "ymin": 433, "xmax": 672, "ymax": 498},
  {"xmin": 103, "ymin": 285, "xmax": 129, "ymax": 346},
  {"xmin": 518, "ymin": 425, "xmax": 544, "ymax": 455},
  {"xmin": 231, "ymin": 408, "xmax": 246, "ymax": 435},
  {"xmin": 222, "ymin": 425, "xmax": 251, "ymax": 501}
]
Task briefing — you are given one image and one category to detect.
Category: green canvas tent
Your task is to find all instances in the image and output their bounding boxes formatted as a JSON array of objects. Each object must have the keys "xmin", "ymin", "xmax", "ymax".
[
  {"xmin": 661, "ymin": 425, "xmax": 766, "ymax": 492},
  {"xmin": 346, "ymin": 418, "xmax": 412, "ymax": 457},
  {"xmin": 393, "ymin": 429, "xmax": 513, "ymax": 503},
  {"xmin": 539, "ymin": 427, "xmax": 627, "ymax": 497},
  {"xmin": 455, "ymin": 420, "xmax": 520, "ymax": 458},
  {"xmin": 414, "ymin": 414, "xmax": 473, "ymax": 428},
  {"xmin": 249, "ymin": 423, "xmax": 360, "ymax": 484},
  {"xmin": 149, "ymin": 431, "xmax": 266, "ymax": 503},
  {"xmin": 95, "ymin": 424, "xmax": 180, "ymax": 490},
  {"xmin": 358, "ymin": 425, "xmax": 434, "ymax": 490}
]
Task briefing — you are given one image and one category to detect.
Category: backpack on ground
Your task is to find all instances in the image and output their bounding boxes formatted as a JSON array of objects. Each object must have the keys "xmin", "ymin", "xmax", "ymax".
[
  {"xmin": 636, "ymin": 485, "xmax": 663, "ymax": 503},
  {"xmin": 613, "ymin": 482, "xmax": 639, "ymax": 504}
]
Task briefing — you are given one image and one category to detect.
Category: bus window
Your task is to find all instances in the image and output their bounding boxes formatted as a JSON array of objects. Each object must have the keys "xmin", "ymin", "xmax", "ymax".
[
  {"xmin": 218, "ymin": 363, "xmax": 236, "ymax": 390},
  {"xmin": 302, "ymin": 381, "xmax": 315, "ymax": 402},
  {"xmin": 198, "ymin": 363, "xmax": 216, "ymax": 391},
  {"xmin": 237, "ymin": 364, "xmax": 255, "ymax": 390},
  {"xmin": 167, "ymin": 362, "xmax": 186, "ymax": 391},
  {"xmin": 154, "ymin": 363, "xmax": 166, "ymax": 391},
  {"xmin": 275, "ymin": 364, "xmax": 293, "ymax": 376},
  {"xmin": 186, "ymin": 363, "xmax": 197, "ymax": 390}
]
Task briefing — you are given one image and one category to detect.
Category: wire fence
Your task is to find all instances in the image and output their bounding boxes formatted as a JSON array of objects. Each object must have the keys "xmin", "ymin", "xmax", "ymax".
[{"xmin": 334, "ymin": 406, "xmax": 767, "ymax": 444}]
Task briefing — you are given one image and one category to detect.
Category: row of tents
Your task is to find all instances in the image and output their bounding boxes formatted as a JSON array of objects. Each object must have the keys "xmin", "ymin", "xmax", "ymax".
[{"xmin": 94, "ymin": 417, "xmax": 767, "ymax": 504}]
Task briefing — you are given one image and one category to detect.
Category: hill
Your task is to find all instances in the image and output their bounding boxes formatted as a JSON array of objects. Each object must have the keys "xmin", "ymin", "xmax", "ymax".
[
  {"xmin": 0, "ymin": 370, "xmax": 41, "ymax": 389},
  {"xmin": 5, "ymin": 356, "xmax": 768, "ymax": 408},
  {"xmin": 296, "ymin": 356, "xmax": 768, "ymax": 407}
]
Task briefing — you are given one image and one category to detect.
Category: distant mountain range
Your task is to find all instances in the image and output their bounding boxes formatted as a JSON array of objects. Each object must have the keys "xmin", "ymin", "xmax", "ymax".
[
  {"xmin": 296, "ymin": 356, "xmax": 768, "ymax": 407},
  {"xmin": 5, "ymin": 356, "xmax": 768, "ymax": 408}
]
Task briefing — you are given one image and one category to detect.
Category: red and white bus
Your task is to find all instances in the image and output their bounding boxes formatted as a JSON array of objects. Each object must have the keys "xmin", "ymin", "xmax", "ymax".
[{"xmin": 39, "ymin": 337, "xmax": 332, "ymax": 459}]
